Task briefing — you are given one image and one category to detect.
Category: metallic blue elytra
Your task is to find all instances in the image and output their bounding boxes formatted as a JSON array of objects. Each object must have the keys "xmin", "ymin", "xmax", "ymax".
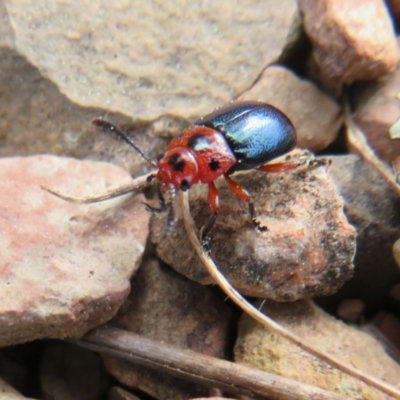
[{"xmin": 195, "ymin": 101, "xmax": 296, "ymax": 172}]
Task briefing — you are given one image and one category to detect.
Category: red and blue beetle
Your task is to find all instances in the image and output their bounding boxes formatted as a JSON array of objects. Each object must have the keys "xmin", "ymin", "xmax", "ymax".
[{"xmin": 93, "ymin": 101, "xmax": 297, "ymax": 244}]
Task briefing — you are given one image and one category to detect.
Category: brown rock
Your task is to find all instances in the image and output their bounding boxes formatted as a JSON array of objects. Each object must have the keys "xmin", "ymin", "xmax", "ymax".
[
  {"xmin": 389, "ymin": 282, "xmax": 400, "ymax": 301},
  {"xmin": 234, "ymin": 300, "xmax": 400, "ymax": 399},
  {"xmin": 336, "ymin": 299, "xmax": 365, "ymax": 323},
  {"xmin": 393, "ymin": 156, "xmax": 400, "ymax": 181},
  {"xmin": 109, "ymin": 387, "xmax": 142, "ymax": 400},
  {"xmin": 40, "ymin": 342, "xmax": 111, "ymax": 400},
  {"xmin": 373, "ymin": 312, "xmax": 400, "ymax": 355},
  {"xmin": 325, "ymin": 155, "xmax": 400, "ymax": 314},
  {"xmin": 0, "ymin": 1, "xmax": 14, "ymax": 47},
  {"xmin": 389, "ymin": 116, "xmax": 400, "ymax": 139},
  {"xmin": 0, "ymin": 155, "xmax": 149, "ymax": 347},
  {"xmin": 298, "ymin": 0, "xmax": 398, "ymax": 83},
  {"xmin": 304, "ymin": 53, "xmax": 344, "ymax": 99},
  {"xmin": 352, "ymin": 63, "xmax": 400, "ymax": 163},
  {"xmin": 103, "ymin": 258, "xmax": 232, "ymax": 400},
  {"xmin": 4, "ymin": 0, "xmax": 299, "ymax": 120},
  {"xmin": 386, "ymin": 0, "xmax": 400, "ymax": 27},
  {"xmin": 238, "ymin": 65, "xmax": 343, "ymax": 151},
  {"xmin": 151, "ymin": 157, "xmax": 356, "ymax": 300},
  {"xmin": 0, "ymin": 48, "xmax": 187, "ymax": 179},
  {"xmin": 393, "ymin": 237, "xmax": 400, "ymax": 268}
]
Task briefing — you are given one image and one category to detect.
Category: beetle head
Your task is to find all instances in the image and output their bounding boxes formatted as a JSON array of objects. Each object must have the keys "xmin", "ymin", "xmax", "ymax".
[{"xmin": 157, "ymin": 147, "xmax": 200, "ymax": 191}]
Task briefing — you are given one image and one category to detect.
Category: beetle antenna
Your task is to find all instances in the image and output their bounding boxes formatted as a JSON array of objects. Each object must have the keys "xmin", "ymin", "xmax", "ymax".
[{"xmin": 92, "ymin": 119, "xmax": 158, "ymax": 168}]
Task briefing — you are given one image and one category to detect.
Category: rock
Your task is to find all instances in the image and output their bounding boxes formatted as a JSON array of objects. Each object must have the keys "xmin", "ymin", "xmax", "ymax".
[
  {"xmin": 352, "ymin": 64, "xmax": 400, "ymax": 164},
  {"xmin": 390, "ymin": 282, "xmax": 400, "ymax": 301},
  {"xmin": 40, "ymin": 342, "xmax": 111, "ymax": 400},
  {"xmin": 0, "ymin": 378, "xmax": 35, "ymax": 400},
  {"xmin": 386, "ymin": 0, "xmax": 400, "ymax": 27},
  {"xmin": 0, "ymin": 155, "xmax": 149, "ymax": 347},
  {"xmin": 298, "ymin": 0, "xmax": 398, "ymax": 83},
  {"xmin": 393, "ymin": 156, "xmax": 400, "ymax": 179},
  {"xmin": 234, "ymin": 300, "xmax": 400, "ymax": 400},
  {"xmin": 103, "ymin": 257, "xmax": 232, "ymax": 400},
  {"xmin": 4, "ymin": 0, "xmax": 299, "ymax": 120},
  {"xmin": 304, "ymin": 53, "xmax": 344, "ymax": 99},
  {"xmin": 151, "ymin": 156, "xmax": 356, "ymax": 300},
  {"xmin": 0, "ymin": 341, "xmax": 44, "ymax": 397},
  {"xmin": 336, "ymin": 299, "xmax": 365, "ymax": 323},
  {"xmin": 393, "ymin": 238, "xmax": 400, "ymax": 268},
  {"xmin": 389, "ymin": 116, "xmax": 400, "ymax": 140},
  {"xmin": 325, "ymin": 155, "xmax": 400, "ymax": 314},
  {"xmin": 108, "ymin": 387, "xmax": 142, "ymax": 400},
  {"xmin": 238, "ymin": 65, "xmax": 343, "ymax": 151},
  {"xmin": 0, "ymin": 48, "xmax": 186, "ymax": 178},
  {"xmin": 0, "ymin": 1, "xmax": 14, "ymax": 47},
  {"xmin": 370, "ymin": 312, "xmax": 400, "ymax": 357}
]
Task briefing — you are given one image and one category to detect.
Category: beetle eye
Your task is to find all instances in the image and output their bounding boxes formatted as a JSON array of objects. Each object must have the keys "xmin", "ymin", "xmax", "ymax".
[{"xmin": 180, "ymin": 179, "xmax": 190, "ymax": 191}]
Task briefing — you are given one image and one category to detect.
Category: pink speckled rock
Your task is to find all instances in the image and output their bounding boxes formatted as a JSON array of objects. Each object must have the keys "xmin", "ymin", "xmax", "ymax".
[{"xmin": 0, "ymin": 155, "xmax": 149, "ymax": 347}]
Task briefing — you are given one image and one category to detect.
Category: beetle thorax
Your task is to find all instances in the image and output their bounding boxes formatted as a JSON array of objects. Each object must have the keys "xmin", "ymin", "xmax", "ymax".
[{"xmin": 157, "ymin": 147, "xmax": 200, "ymax": 191}]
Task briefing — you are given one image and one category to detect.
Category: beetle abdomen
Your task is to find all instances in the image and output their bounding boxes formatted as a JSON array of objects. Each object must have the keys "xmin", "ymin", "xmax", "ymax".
[{"xmin": 195, "ymin": 101, "xmax": 296, "ymax": 172}]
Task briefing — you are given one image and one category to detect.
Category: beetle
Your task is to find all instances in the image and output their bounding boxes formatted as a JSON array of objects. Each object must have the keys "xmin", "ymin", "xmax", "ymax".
[{"xmin": 93, "ymin": 101, "xmax": 298, "ymax": 246}]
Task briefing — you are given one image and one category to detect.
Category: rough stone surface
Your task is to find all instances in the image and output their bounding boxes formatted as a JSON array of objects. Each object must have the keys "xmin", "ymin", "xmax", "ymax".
[
  {"xmin": 0, "ymin": 1, "xmax": 14, "ymax": 47},
  {"xmin": 324, "ymin": 155, "xmax": 400, "ymax": 315},
  {"xmin": 298, "ymin": 0, "xmax": 398, "ymax": 83},
  {"xmin": 352, "ymin": 63, "xmax": 400, "ymax": 163},
  {"xmin": 234, "ymin": 300, "xmax": 400, "ymax": 400},
  {"xmin": 4, "ymin": 0, "xmax": 299, "ymax": 120},
  {"xmin": 238, "ymin": 65, "xmax": 343, "ymax": 151},
  {"xmin": 304, "ymin": 53, "xmax": 344, "ymax": 99},
  {"xmin": 103, "ymin": 257, "xmax": 232, "ymax": 400},
  {"xmin": 40, "ymin": 342, "xmax": 111, "ymax": 400},
  {"xmin": 151, "ymin": 156, "xmax": 356, "ymax": 300},
  {"xmin": 0, "ymin": 48, "xmax": 187, "ymax": 179},
  {"xmin": 0, "ymin": 155, "xmax": 149, "ymax": 347}
]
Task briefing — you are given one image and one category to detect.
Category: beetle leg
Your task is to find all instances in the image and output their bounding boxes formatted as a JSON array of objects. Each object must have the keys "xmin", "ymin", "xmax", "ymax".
[
  {"xmin": 259, "ymin": 152, "xmax": 331, "ymax": 173},
  {"xmin": 143, "ymin": 183, "xmax": 168, "ymax": 213},
  {"xmin": 224, "ymin": 174, "xmax": 267, "ymax": 232},
  {"xmin": 200, "ymin": 181, "xmax": 219, "ymax": 251},
  {"xmin": 258, "ymin": 161, "xmax": 298, "ymax": 173}
]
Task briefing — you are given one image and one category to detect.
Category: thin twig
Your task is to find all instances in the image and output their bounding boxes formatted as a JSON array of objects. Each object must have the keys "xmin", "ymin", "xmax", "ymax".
[
  {"xmin": 345, "ymin": 108, "xmax": 400, "ymax": 196},
  {"xmin": 179, "ymin": 191, "xmax": 400, "ymax": 399},
  {"xmin": 41, "ymin": 172, "xmax": 154, "ymax": 203},
  {"xmin": 75, "ymin": 327, "xmax": 350, "ymax": 400}
]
